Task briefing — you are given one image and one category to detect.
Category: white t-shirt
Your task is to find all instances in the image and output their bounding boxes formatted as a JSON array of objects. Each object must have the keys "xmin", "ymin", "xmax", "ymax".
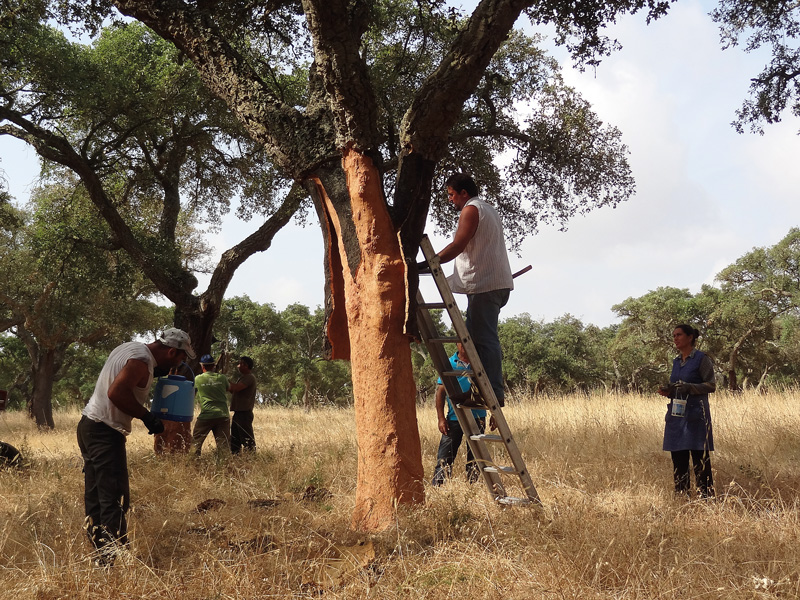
[
  {"xmin": 447, "ymin": 197, "xmax": 514, "ymax": 294},
  {"xmin": 82, "ymin": 342, "xmax": 156, "ymax": 435}
]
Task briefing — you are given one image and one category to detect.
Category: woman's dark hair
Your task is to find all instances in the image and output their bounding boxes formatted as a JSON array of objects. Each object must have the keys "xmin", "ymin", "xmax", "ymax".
[
  {"xmin": 445, "ymin": 173, "xmax": 479, "ymax": 197},
  {"xmin": 674, "ymin": 324, "xmax": 701, "ymax": 345}
]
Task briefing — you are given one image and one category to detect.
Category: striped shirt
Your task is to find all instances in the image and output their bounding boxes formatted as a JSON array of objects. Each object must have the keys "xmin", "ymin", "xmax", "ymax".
[{"xmin": 447, "ymin": 197, "xmax": 514, "ymax": 294}]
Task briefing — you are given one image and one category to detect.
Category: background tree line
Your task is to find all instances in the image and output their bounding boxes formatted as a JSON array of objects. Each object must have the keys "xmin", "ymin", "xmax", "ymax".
[{"xmin": 4, "ymin": 215, "xmax": 800, "ymax": 413}]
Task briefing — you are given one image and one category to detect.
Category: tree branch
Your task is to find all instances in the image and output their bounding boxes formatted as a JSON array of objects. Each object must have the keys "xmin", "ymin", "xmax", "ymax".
[
  {"xmin": 202, "ymin": 182, "xmax": 306, "ymax": 308},
  {"xmin": 113, "ymin": 0, "xmax": 337, "ymax": 177},
  {"xmin": 0, "ymin": 104, "xmax": 198, "ymax": 306}
]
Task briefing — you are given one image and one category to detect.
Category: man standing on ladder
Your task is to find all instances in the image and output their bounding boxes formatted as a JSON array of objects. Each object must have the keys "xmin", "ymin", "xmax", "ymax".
[{"xmin": 427, "ymin": 173, "xmax": 514, "ymax": 407}]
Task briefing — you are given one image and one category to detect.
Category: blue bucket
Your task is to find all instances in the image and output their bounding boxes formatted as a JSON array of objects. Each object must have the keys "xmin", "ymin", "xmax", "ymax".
[{"xmin": 150, "ymin": 375, "xmax": 195, "ymax": 422}]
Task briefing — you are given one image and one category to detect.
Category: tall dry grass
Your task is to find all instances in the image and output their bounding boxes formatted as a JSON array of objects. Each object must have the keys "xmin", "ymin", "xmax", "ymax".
[{"xmin": 1, "ymin": 389, "xmax": 800, "ymax": 599}]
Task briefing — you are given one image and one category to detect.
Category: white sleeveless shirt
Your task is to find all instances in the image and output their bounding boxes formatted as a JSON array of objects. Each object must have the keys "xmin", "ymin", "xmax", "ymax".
[
  {"xmin": 82, "ymin": 341, "xmax": 156, "ymax": 435},
  {"xmin": 447, "ymin": 197, "xmax": 514, "ymax": 294}
]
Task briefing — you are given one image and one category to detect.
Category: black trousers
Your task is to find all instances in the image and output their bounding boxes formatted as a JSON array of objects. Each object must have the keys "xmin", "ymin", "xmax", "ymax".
[
  {"xmin": 432, "ymin": 417, "xmax": 486, "ymax": 486},
  {"xmin": 671, "ymin": 449, "xmax": 714, "ymax": 497},
  {"xmin": 230, "ymin": 411, "xmax": 256, "ymax": 454},
  {"xmin": 76, "ymin": 416, "xmax": 130, "ymax": 551}
]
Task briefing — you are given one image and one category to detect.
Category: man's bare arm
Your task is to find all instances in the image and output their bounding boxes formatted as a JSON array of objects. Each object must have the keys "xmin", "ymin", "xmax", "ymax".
[
  {"xmin": 437, "ymin": 205, "xmax": 479, "ymax": 263},
  {"xmin": 107, "ymin": 359, "xmax": 151, "ymax": 419}
]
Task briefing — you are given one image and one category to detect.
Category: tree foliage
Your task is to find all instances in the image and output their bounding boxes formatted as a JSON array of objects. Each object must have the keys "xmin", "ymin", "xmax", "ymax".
[
  {"xmin": 0, "ymin": 9, "xmax": 306, "ymax": 361},
  {"xmin": 709, "ymin": 228, "xmax": 800, "ymax": 388},
  {"xmin": 0, "ymin": 178, "xmax": 168, "ymax": 426},
  {"xmin": 215, "ymin": 297, "xmax": 353, "ymax": 407},
  {"xmin": 711, "ymin": 0, "xmax": 800, "ymax": 133},
  {"xmin": 500, "ymin": 313, "xmax": 615, "ymax": 393}
]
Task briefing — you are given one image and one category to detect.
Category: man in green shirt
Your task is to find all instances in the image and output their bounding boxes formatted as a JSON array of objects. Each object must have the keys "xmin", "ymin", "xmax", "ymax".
[{"xmin": 191, "ymin": 354, "xmax": 231, "ymax": 456}]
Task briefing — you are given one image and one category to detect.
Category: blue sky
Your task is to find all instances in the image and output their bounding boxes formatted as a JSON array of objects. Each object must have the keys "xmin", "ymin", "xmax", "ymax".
[{"xmin": 2, "ymin": 0, "xmax": 799, "ymax": 328}]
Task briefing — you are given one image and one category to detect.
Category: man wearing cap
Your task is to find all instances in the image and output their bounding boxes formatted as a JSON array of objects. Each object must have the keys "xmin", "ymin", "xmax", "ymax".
[
  {"xmin": 228, "ymin": 356, "xmax": 257, "ymax": 454},
  {"xmin": 76, "ymin": 328, "xmax": 195, "ymax": 565},
  {"xmin": 191, "ymin": 354, "xmax": 231, "ymax": 456}
]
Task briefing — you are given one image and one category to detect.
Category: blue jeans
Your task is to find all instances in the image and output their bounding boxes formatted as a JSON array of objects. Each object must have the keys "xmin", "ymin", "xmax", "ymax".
[
  {"xmin": 432, "ymin": 417, "xmax": 486, "ymax": 485},
  {"xmin": 466, "ymin": 289, "xmax": 510, "ymax": 402}
]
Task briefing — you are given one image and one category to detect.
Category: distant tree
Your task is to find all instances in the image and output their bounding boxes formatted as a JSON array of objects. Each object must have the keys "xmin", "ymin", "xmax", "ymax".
[
  {"xmin": 769, "ymin": 314, "xmax": 800, "ymax": 386},
  {"xmin": 215, "ymin": 297, "xmax": 352, "ymax": 407},
  {"xmin": 0, "ymin": 334, "xmax": 28, "ymax": 410},
  {"xmin": 214, "ymin": 296, "xmax": 285, "ymax": 357},
  {"xmin": 499, "ymin": 313, "xmax": 614, "ymax": 393},
  {"xmin": 710, "ymin": 228, "xmax": 800, "ymax": 389},
  {"xmin": 499, "ymin": 314, "xmax": 549, "ymax": 392},
  {"xmin": 269, "ymin": 303, "xmax": 353, "ymax": 408},
  {"xmin": 0, "ymin": 180, "xmax": 167, "ymax": 427}
]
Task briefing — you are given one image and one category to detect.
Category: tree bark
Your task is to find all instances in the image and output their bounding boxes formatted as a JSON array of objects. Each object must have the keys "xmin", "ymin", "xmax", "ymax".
[
  {"xmin": 29, "ymin": 347, "xmax": 64, "ymax": 429},
  {"xmin": 727, "ymin": 325, "xmax": 756, "ymax": 392},
  {"xmin": 310, "ymin": 149, "xmax": 424, "ymax": 530}
]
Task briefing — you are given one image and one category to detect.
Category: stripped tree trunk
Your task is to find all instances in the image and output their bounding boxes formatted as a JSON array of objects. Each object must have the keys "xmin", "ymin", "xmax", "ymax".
[{"xmin": 310, "ymin": 150, "xmax": 424, "ymax": 530}]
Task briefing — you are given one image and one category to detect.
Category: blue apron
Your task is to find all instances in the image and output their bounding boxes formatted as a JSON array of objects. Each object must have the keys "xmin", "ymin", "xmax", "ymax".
[{"xmin": 663, "ymin": 350, "xmax": 714, "ymax": 452}]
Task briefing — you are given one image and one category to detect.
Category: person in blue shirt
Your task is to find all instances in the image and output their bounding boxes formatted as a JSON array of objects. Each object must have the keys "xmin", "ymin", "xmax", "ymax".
[
  {"xmin": 658, "ymin": 324, "xmax": 716, "ymax": 498},
  {"xmin": 432, "ymin": 344, "xmax": 487, "ymax": 486}
]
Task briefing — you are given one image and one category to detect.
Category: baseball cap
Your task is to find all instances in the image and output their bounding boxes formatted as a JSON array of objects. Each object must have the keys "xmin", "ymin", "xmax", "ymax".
[
  {"xmin": 199, "ymin": 354, "xmax": 215, "ymax": 365},
  {"xmin": 159, "ymin": 328, "xmax": 196, "ymax": 359}
]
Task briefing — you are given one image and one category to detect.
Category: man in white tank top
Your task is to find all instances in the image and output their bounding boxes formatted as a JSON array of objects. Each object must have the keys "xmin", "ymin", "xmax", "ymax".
[
  {"xmin": 430, "ymin": 174, "xmax": 513, "ymax": 406},
  {"xmin": 77, "ymin": 328, "xmax": 195, "ymax": 565}
]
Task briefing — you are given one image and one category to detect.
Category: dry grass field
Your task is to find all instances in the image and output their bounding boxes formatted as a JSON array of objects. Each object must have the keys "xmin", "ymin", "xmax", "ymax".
[{"xmin": 2, "ymin": 390, "xmax": 800, "ymax": 599}]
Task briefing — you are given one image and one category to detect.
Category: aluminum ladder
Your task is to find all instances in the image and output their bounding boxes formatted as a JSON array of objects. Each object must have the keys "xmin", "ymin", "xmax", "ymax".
[{"xmin": 416, "ymin": 235, "xmax": 540, "ymax": 506}]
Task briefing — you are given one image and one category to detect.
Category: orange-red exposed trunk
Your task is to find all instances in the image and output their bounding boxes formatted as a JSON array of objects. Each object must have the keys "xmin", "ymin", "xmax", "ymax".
[{"xmin": 312, "ymin": 149, "xmax": 424, "ymax": 531}]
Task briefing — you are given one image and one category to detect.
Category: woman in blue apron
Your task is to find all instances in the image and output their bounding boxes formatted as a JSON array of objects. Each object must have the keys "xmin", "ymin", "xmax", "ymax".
[{"xmin": 658, "ymin": 324, "xmax": 716, "ymax": 498}]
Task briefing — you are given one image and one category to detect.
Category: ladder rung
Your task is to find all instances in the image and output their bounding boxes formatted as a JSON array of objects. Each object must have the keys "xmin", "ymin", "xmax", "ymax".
[
  {"xmin": 441, "ymin": 369, "xmax": 473, "ymax": 377},
  {"xmin": 484, "ymin": 466, "xmax": 519, "ymax": 475},
  {"xmin": 470, "ymin": 434, "xmax": 504, "ymax": 443},
  {"xmin": 457, "ymin": 402, "xmax": 487, "ymax": 409},
  {"xmin": 428, "ymin": 337, "xmax": 460, "ymax": 344},
  {"xmin": 419, "ymin": 302, "xmax": 447, "ymax": 309},
  {"xmin": 496, "ymin": 496, "xmax": 534, "ymax": 506}
]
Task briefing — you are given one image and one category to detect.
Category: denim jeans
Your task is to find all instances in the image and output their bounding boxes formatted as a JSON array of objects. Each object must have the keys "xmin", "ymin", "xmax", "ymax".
[
  {"xmin": 76, "ymin": 416, "xmax": 130, "ymax": 553},
  {"xmin": 432, "ymin": 417, "xmax": 486, "ymax": 486},
  {"xmin": 466, "ymin": 289, "xmax": 510, "ymax": 402}
]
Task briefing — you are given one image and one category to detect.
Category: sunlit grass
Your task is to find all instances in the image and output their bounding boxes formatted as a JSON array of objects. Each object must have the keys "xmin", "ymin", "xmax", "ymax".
[{"xmin": 1, "ymin": 389, "xmax": 800, "ymax": 598}]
